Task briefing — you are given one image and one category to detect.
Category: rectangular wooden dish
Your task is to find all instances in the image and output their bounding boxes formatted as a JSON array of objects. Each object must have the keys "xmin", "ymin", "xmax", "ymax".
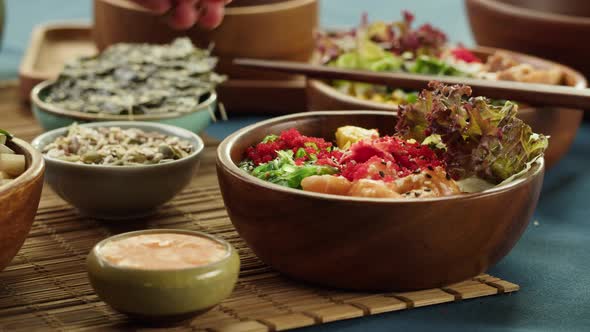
[
  {"xmin": 18, "ymin": 22, "xmax": 307, "ymax": 114},
  {"xmin": 18, "ymin": 22, "xmax": 97, "ymax": 103}
]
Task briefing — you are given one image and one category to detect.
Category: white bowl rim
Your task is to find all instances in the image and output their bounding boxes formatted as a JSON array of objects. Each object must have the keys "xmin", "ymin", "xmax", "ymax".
[
  {"xmin": 217, "ymin": 110, "xmax": 545, "ymax": 204},
  {"xmin": 471, "ymin": 0, "xmax": 590, "ymax": 26},
  {"xmin": 31, "ymin": 121, "xmax": 204, "ymax": 171}
]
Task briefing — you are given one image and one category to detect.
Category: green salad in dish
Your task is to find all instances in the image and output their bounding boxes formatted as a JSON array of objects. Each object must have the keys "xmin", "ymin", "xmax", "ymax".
[{"xmin": 315, "ymin": 11, "xmax": 564, "ymax": 106}]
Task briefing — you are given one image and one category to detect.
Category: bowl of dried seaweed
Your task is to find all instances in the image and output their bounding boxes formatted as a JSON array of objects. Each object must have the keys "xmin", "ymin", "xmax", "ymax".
[
  {"xmin": 31, "ymin": 38, "xmax": 224, "ymax": 134},
  {"xmin": 31, "ymin": 121, "xmax": 204, "ymax": 220}
]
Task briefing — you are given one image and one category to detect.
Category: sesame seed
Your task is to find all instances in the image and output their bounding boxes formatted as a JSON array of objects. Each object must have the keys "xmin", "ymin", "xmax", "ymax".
[
  {"xmin": 426, "ymin": 173, "xmax": 432, "ymax": 178},
  {"xmin": 446, "ymin": 173, "xmax": 451, "ymax": 180},
  {"xmin": 427, "ymin": 165, "xmax": 434, "ymax": 171},
  {"xmin": 379, "ymin": 171, "xmax": 385, "ymax": 178},
  {"xmin": 424, "ymin": 188, "xmax": 431, "ymax": 192}
]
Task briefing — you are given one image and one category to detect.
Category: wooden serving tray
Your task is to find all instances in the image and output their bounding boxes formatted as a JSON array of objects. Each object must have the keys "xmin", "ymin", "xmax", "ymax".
[{"xmin": 18, "ymin": 23, "xmax": 307, "ymax": 114}]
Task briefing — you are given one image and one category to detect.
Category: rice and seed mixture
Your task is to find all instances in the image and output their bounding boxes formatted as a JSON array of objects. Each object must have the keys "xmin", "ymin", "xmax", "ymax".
[{"xmin": 42, "ymin": 124, "xmax": 193, "ymax": 166}]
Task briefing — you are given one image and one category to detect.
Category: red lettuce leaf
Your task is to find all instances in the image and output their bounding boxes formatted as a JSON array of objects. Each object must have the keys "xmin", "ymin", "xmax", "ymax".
[{"xmin": 396, "ymin": 81, "xmax": 548, "ymax": 183}]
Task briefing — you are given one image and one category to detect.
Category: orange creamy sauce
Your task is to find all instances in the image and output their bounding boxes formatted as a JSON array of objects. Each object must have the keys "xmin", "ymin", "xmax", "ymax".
[{"xmin": 98, "ymin": 233, "xmax": 227, "ymax": 270}]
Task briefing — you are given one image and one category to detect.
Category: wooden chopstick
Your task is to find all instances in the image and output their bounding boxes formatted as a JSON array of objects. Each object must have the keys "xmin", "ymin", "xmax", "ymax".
[{"xmin": 234, "ymin": 58, "xmax": 590, "ymax": 110}]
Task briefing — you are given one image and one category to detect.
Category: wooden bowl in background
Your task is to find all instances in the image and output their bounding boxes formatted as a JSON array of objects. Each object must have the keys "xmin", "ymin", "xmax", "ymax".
[
  {"xmin": 93, "ymin": 0, "xmax": 318, "ymax": 79},
  {"xmin": 307, "ymin": 47, "xmax": 586, "ymax": 169},
  {"xmin": 216, "ymin": 111, "xmax": 545, "ymax": 291},
  {"xmin": 0, "ymin": 138, "xmax": 45, "ymax": 271},
  {"xmin": 93, "ymin": 0, "xmax": 317, "ymax": 113},
  {"xmin": 465, "ymin": 0, "xmax": 590, "ymax": 80}
]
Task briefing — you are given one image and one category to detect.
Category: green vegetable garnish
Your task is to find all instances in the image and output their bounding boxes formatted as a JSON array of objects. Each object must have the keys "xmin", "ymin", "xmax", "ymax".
[
  {"xmin": 396, "ymin": 81, "xmax": 548, "ymax": 183},
  {"xmin": 241, "ymin": 150, "xmax": 337, "ymax": 189},
  {"xmin": 261, "ymin": 134, "xmax": 279, "ymax": 143},
  {"xmin": 295, "ymin": 148, "xmax": 307, "ymax": 158},
  {"xmin": 407, "ymin": 55, "xmax": 466, "ymax": 76},
  {"xmin": 0, "ymin": 129, "xmax": 12, "ymax": 139},
  {"xmin": 0, "ymin": 129, "xmax": 12, "ymax": 145}
]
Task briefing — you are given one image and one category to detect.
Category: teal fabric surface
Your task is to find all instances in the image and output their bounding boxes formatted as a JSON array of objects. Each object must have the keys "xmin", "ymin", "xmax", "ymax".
[{"xmin": 1, "ymin": 1, "xmax": 589, "ymax": 331}]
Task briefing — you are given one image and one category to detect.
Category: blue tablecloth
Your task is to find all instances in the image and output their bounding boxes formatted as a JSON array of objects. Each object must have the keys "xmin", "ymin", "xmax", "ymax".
[{"xmin": 1, "ymin": 1, "xmax": 588, "ymax": 331}]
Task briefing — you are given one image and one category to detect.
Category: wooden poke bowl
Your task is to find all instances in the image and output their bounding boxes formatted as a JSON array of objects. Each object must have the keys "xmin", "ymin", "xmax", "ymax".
[
  {"xmin": 0, "ymin": 138, "xmax": 45, "ymax": 271},
  {"xmin": 306, "ymin": 47, "xmax": 586, "ymax": 169},
  {"xmin": 466, "ymin": 0, "xmax": 590, "ymax": 79},
  {"xmin": 216, "ymin": 111, "xmax": 545, "ymax": 291}
]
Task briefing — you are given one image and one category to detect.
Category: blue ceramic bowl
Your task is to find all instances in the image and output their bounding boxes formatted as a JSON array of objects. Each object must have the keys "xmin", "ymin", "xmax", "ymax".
[{"xmin": 30, "ymin": 80, "xmax": 218, "ymax": 134}]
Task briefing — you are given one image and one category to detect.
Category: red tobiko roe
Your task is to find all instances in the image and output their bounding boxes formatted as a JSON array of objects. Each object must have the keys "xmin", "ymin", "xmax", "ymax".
[
  {"xmin": 451, "ymin": 47, "xmax": 481, "ymax": 63},
  {"xmin": 246, "ymin": 128, "xmax": 339, "ymax": 166},
  {"xmin": 246, "ymin": 129, "xmax": 445, "ymax": 182},
  {"xmin": 340, "ymin": 136, "xmax": 444, "ymax": 182}
]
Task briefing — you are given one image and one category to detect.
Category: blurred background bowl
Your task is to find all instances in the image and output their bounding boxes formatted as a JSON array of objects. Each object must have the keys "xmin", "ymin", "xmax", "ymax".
[
  {"xmin": 31, "ymin": 80, "xmax": 218, "ymax": 134},
  {"xmin": 216, "ymin": 111, "xmax": 545, "ymax": 291},
  {"xmin": 31, "ymin": 121, "xmax": 203, "ymax": 220},
  {"xmin": 0, "ymin": 137, "xmax": 45, "ymax": 271},
  {"xmin": 465, "ymin": 0, "xmax": 590, "ymax": 79},
  {"xmin": 307, "ymin": 47, "xmax": 586, "ymax": 169},
  {"xmin": 93, "ymin": 0, "xmax": 318, "ymax": 79}
]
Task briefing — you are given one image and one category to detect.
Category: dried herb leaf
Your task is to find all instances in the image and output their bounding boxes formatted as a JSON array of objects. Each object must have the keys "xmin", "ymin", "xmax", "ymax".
[{"xmin": 46, "ymin": 38, "xmax": 225, "ymax": 115}]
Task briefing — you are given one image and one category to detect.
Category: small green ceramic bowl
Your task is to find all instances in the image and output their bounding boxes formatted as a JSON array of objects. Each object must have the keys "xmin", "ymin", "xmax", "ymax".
[
  {"xmin": 30, "ymin": 80, "xmax": 218, "ymax": 134},
  {"xmin": 87, "ymin": 229, "xmax": 240, "ymax": 320}
]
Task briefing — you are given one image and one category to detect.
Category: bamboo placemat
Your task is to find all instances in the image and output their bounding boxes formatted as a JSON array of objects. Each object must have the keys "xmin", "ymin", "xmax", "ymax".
[{"xmin": 0, "ymin": 81, "xmax": 519, "ymax": 331}]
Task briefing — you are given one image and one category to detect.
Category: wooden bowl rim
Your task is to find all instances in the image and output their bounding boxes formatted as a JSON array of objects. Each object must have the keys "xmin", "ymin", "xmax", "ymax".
[
  {"xmin": 468, "ymin": 0, "xmax": 590, "ymax": 25},
  {"xmin": 309, "ymin": 46, "xmax": 587, "ymax": 115},
  {"xmin": 0, "ymin": 138, "xmax": 45, "ymax": 198},
  {"xmin": 217, "ymin": 110, "xmax": 544, "ymax": 203},
  {"xmin": 30, "ymin": 121, "xmax": 205, "ymax": 171},
  {"xmin": 31, "ymin": 80, "xmax": 217, "ymax": 121},
  {"xmin": 99, "ymin": 0, "xmax": 316, "ymax": 16}
]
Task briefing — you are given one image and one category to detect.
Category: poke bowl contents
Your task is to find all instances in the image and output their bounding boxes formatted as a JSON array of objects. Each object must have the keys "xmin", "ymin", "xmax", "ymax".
[
  {"xmin": 31, "ymin": 121, "xmax": 204, "ymax": 220},
  {"xmin": 46, "ymin": 38, "xmax": 225, "ymax": 116},
  {"xmin": 0, "ymin": 129, "xmax": 26, "ymax": 186},
  {"xmin": 314, "ymin": 11, "xmax": 566, "ymax": 106},
  {"xmin": 240, "ymin": 82, "xmax": 548, "ymax": 198},
  {"xmin": 87, "ymin": 229, "xmax": 239, "ymax": 319},
  {"xmin": 42, "ymin": 123, "xmax": 194, "ymax": 166}
]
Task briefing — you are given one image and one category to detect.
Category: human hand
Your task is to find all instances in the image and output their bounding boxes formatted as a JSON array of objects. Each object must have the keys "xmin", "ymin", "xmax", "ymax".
[{"xmin": 130, "ymin": 0, "xmax": 231, "ymax": 30}]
